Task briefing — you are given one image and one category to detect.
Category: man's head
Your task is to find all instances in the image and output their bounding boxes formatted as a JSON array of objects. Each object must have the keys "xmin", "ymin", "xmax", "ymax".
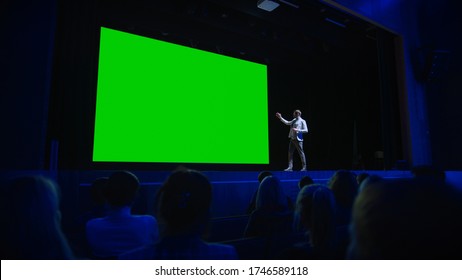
[
  {"xmin": 104, "ymin": 171, "xmax": 140, "ymax": 207},
  {"xmin": 298, "ymin": 175, "xmax": 314, "ymax": 189},
  {"xmin": 156, "ymin": 168, "xmax": 212, "ymax": 236},
  {"xmin": 293, "ymin": 110, "xmax": 302, "ymax": 118}
]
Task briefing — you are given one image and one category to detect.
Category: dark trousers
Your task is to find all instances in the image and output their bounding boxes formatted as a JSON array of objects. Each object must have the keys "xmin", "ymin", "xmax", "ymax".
[{"xmin": 288, "ymin": 139, "xmax": 306, "ymax": 168}]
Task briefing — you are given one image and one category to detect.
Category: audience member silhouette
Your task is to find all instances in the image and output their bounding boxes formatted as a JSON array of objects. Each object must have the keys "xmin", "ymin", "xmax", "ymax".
[
  {"xmin": 348, "ymin": 177, "xmax": 462, "ymax": 259},
  {"xmin": 1, "ymin": 175, "xmax": 74, "ymax": 259},
  {"xmin": 87, "ymin": 177, "xmax": 110, "ymax": 218},
  {"xmin": 327, "ymin": 170, "xmax": 358, "ymax": 226},
  {"xmin": 244, "ymin": 176, "xmax": 293, "ymax": 238},
  {"xmin": 356, "ymin": 172, "xmax": 369, "ymax": 186},
  {"xmin": 246, "ymin": 171, "xmax": 273, "ymax": 214},
  {"xmin": 357, "ymin": 174, "xmax": 382, "ymax": 193},
  {"xmin": 120, "ymin": 168, "xmax": 238, "ymax": 259},
  {"xmin": 298, "ymin": 175, "xmax": 314, "ymax": 189},
  {"xmin": 284, "ymin": 184, "xmax": 338, "ymax": 259},
  {"xmin": 79, "ymin": 177, "xmax": 110, "ymax": 228},
  {"xmin": 258, "ymin": 171, "xmax": 273, "ymax": 183},
  {"xmin": 72, "ymin": 177, "xmax": 109, "ymax": 258},
  {"xmin": 86, "ymin": 170, "xmax": 159, "ymax": 259}
]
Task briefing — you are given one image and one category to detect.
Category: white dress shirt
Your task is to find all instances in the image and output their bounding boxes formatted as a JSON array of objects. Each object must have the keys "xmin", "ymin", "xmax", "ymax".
[{"xmin": 279, "ymin": 116, "xmax": 308, "ymax": 141}]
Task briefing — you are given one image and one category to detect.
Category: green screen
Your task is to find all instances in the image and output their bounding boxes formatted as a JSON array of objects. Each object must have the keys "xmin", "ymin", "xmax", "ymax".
[{"xmin": 93, "ymin": 27, "xmax": 269, "ymax": 164}]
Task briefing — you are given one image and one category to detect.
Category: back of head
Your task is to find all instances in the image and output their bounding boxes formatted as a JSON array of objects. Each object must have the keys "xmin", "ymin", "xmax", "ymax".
[
  {"xmin": 358, "ymin": 174, "xmax": 382, "ymax": 193},
  {"xmin": 257, "ymin": 171, "xmax": 273, "ymax": 183},
  {"xmin": 298, "ymin": 175, "xmax": 314, "ymax": 189},
  {"xmin": 156, "ymin": 168, "xmax": 212, "ymax": 236},
  {"xmin": 255, "ymin": 176, "xmax": 288, "ymax": 212},
  {"xmin": 349, "ymin": 177, "xmax": 462, "ymax": 259},
  {"xmin": 104, "ymin": 171, "xmax": 139, "ymax": 207},
  {"xmin": 356, "ymin": 172, "xmax": 369, "ymax": 186},
  {"xmin": 295, "ymin": 184, "xmax": 336, "ymax": 249},
  {"xmin": 1, "ymin": 175, "xmax": 73, "ymax": 259},
  {"xmin": 328, "ymin": 170, "xmax": 358, "ymax": 209}
]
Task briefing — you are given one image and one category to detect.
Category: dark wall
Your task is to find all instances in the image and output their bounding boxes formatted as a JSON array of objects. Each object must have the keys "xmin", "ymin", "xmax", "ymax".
[
  {"xmin": 328, "ymin": 0, "xmax": 462, "ymax": 169},
  {"xmin": 418, "ymin": 1, "xmax": 462, "ymax": 170},
  {"xmin": 47, "ymin": 0, "xmax": 100, "ymax": 170},
  {"xmin": 1, "ymin": 0, "xmax": 57, "ymax": 169}
]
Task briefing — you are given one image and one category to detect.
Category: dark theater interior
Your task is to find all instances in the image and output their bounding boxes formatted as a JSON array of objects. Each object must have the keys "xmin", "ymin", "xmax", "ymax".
[{"xmin": 2, "ymin": 0, "xmax": 462, "ymax": 261}]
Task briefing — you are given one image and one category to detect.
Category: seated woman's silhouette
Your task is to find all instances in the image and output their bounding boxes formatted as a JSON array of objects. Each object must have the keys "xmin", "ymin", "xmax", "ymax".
[
  {"xmin": 244, "ymin": 176, "xmax": 293, "ymax": 238},
  {"xmin": 283, "ymin": 184, "xmax": 339, "ymax": 259}
]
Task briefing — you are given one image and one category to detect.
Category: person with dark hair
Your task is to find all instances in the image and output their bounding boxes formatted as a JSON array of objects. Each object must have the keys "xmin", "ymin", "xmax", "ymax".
[
  {"xmin": 1, "ymin": 175, "xmax": 74, "ymax": 259},
  {"xmin": 327, "ymin": 170, "xmax": 358, "ymax": 226},
  {"xmin": 86, "ymin": 170, "xmax": 159, "ymax": 259},
  {"xmin": 81, "ymin": 177, "xmax": 109, "ymax": 222},
  {"xmin": 244, "ymin": 176, "xmax": 293, "ymax": 238},
  {"xmin": 74, "ymin": 177, "xmax": 110, "ymax": 258},
  {"xmin": 276, "ymin": 110, "xmax": 309, "ymax": 171},
  {"xmin": 246, "ymin": 171, "xmax": 273, "ymax": 214},
  {"xmin": 120, "ymin": 168, "xmax": 237, "ymax": 259},
  {"xmin": 258, "ymin": 171, "xmax": 273, "ymax": 183},
  {"xmin": 298, "ymin": 175, "xmax": 314, "ymax": 189}
]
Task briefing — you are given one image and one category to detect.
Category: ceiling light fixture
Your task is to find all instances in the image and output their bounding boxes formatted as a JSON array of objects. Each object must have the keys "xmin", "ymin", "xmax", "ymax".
[{"xmin": 257, "ymin": 0, "xmax": 280, "ymax": 12}]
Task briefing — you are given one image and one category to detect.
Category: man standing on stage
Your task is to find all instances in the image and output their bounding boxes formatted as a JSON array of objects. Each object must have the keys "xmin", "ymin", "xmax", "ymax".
[{"xmin": 276, "ymin": 109, "xmax": 308, "ymax": 171}]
